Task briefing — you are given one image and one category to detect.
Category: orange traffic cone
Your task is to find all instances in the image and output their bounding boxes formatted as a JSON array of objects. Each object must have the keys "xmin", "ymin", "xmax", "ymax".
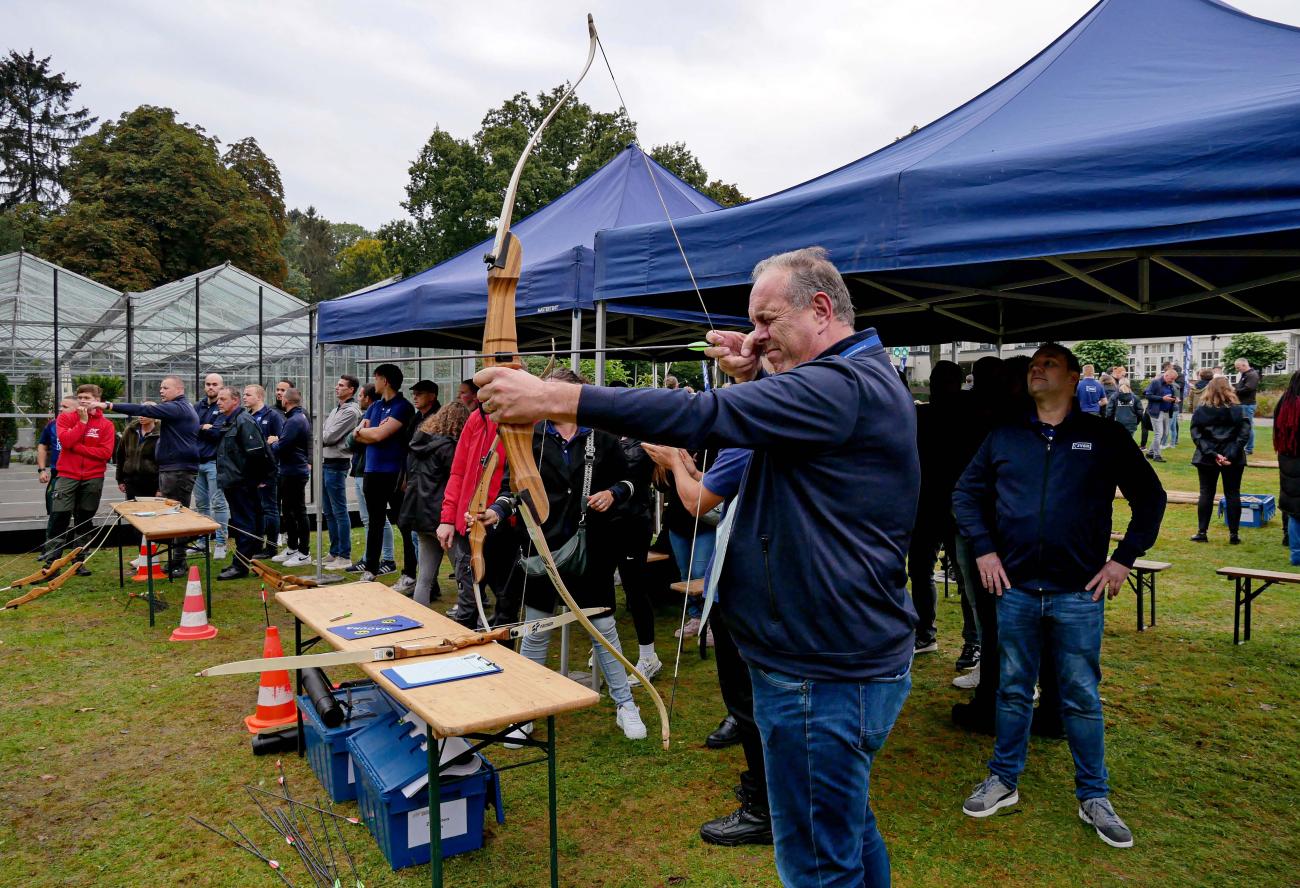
[
  {"xmin": 169, "ymin": 566, "xmax": 218, "ymax": 642},
  {"xmin": 131, "ymin": 543, "xmax": 167, "ymax": 582},
  {"xmin": 243, "ymin": 625, "xmax": 297, "ymax": 733}
]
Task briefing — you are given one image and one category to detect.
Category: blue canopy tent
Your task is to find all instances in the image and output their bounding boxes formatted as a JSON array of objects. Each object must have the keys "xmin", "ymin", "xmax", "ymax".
[
  {"xmin": 595, "ymin": 0, "xmax": 1300, "ymax": 344},
  {"xmin": 317, "ymin": 144, "xmax": 738, "ymax": 354}
]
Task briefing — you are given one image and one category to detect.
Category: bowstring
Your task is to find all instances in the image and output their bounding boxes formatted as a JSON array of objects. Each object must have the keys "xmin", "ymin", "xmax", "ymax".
[{"xmin": 597, "ymin": 34, "xmax": 723, "ymax": 705}]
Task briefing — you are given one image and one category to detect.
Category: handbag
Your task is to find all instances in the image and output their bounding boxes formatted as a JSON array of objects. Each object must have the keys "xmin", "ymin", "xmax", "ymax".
[{"xmin": 519, "ymin": 432, "xmax": 594, "ymax": 578}]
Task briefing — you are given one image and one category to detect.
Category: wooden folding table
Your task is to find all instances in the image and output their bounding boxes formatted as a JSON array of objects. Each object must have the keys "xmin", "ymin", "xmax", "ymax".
[
  {"xmin": 112, "ymin": 499, "xmax": 219, "ymax": 626},
  {"xmin": 276, "ymin": 582, "xmax": 600, "ymax": 888}
]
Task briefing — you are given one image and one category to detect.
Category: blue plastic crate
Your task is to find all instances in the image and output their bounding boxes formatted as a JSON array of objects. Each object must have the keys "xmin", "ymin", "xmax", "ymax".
[
  {"xmin": 298, "ymin": 682, "xmax": 393, "ymax": 803},
  {"xmin": 347, "ymin": 710, "xmax": 504, "ymax": 871},
  {"xmin": 1219, "ymin": 493, "xmax": 1276, "ymax": 528}
]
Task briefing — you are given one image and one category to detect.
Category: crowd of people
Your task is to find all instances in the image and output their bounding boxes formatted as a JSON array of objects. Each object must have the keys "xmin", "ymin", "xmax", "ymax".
[{"xmin": 24, "ymin": 255, "xmax": 1295, "ymax": 885}]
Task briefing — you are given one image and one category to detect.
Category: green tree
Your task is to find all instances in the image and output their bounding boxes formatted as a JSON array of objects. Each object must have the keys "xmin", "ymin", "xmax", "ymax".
[
  {"xmin": 73, "ymin": 374, "xmax": 123, "ymax": 401},
  {"xmin": 18, "ymin": 374, "xmax": 50, "ymax": 416},
  {"xmin": 0, "ymin": 50, "xmax": 96, "ymax": 210},
  {"xmin": 40, "ymin": 105, "xmax": 285, "ymax": 289},
  {"xmin": 0, "ymin": 200, "xmax": 48, "ymax": 252},
  {"xmin": 335, "ymin": 237, "xmax": 394, "ymax": 295},
  {"xmin": 1072, "ymin": 339, "xmax": 1131, "ymax": 373},
  {"xmin": 1223, "ymin": 332, "xmax": 1287, "ymax": 370},
  {"xmin": 0, "ymin": 373, "xmax": 16, "ymax": 450},
  {"xmin": 222, "ymin": 136, "xmax": 287, "ymax": 238},
  {"xmin": 649, "ymin": 142, "xmax": 747, "ymax": 207},
  {"xmin": 288, "ymin": 206, "xmax": 338, "ymax": 301},
  {"xmin": 330, "ymin": 221, "xmax": 370, "ymax": 251}
]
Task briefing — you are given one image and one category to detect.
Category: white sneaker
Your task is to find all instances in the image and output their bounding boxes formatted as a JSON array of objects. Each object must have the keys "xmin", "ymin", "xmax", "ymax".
[
  {"xmin": 325, "ymin": 556, "xmax": 351, "ymax": 571},
  {"xmin": 675, "ymin": 617, "xmax": 702, "ymax": 639},
  {"xmin": 392, "ymin": 575, "xmax": 416, "ymax": 594},
  {"xmin": 271, "ymin": 548, "xmax": 293, "ymax": 563},
  {"xmin": 283, "ymin": 552, "xmax": 312, "ymax": 567},
  {"xmin": 627, "ymin": 653, "xmax": 663, "ymax": 687},
  {"xmin": 616, "ymin": 702, "xmax": 647, "ymax": 740},
  {"xmin": 213, "ymin": 545, "xmax": 227, "ymax": 561},
  {"xmin": 361, "ymin": 571, "xmax": 376, "ymax": 583},
  {"xmin": 952, "ymin": 662, "xmax": 981, "ymax": 690},
  {"xmin": 503, "ymin": 721, "xmax": 534, "ymax": 749}
]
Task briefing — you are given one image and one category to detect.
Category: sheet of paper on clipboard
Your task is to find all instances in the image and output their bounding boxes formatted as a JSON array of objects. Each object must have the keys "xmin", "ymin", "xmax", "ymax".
[{"xmin": 380, "ymin": 653, "xmax": 502, "ymax": 690}]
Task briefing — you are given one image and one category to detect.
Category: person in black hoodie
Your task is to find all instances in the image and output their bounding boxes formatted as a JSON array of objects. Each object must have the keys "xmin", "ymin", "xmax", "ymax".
[
  {"xmin": 101, "ymin": 376, "xmax": 200, "ymax": 578},
  {"xmin": 953, "ymin": 343, "xmax": 1165, "ymax": 849},
  {"xmin": 214, "ymin": 386, "xmax": 273, "ymax": 579},
  {"xmin": 114, "ymin": 416, "xmax": 160, "ymax": 499},
  {"xmin": 475, "ymin": 247, "xmax": 918, "ymax": 886},
  {"xmin": 1272, "ymin": 371, "xmax": 1300, "ymax": 563},
  {"xmin": 400, "ymin": 400, "xmax": 468, "ymax": 605},
  {"xmin": 1188, "ymin": 376, "xmax": 1251, "ymax": 544}
]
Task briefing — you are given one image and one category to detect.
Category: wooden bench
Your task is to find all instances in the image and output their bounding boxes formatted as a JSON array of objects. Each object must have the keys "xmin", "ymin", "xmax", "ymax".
[
  {"xmin": 1216, "ymin": 566, "xmax": 1300, "ymax": 644},
  {"xmin": 669, "ymin": 578, "xmax": 709, "ymax": 659},
  {"xmin": 1128, "ymin": 559, "xmax": 1171, "ymax": 631}
]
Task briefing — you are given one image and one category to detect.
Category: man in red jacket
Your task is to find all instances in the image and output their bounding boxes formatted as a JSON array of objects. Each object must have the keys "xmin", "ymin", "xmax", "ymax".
[
  {"xmin": 43, "ymin": 383, "xmax": 116, "ymax": 573},
  {"xmin": 435, "ymin": 404, "xmax": 513, "ymax": 628}
]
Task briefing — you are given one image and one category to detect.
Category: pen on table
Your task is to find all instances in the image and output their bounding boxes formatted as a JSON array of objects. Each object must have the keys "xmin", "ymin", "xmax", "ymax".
[{"xmin": 329, "ymin": 612, "xmax": 353, "ymax": 622}]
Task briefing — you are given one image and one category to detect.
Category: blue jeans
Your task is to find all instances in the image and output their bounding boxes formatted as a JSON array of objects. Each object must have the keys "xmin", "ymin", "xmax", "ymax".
[
  {"xmin": 193, "ymin": 461, "xmax": 229, "ymax": 546},
  {"xmin": 1288, "ymin": 515, "xmax": 1300, "ymax": 566},
  {"xmin": 519, "ymin": 605, "xmax": 633, "ymax": 708},
  {"xmin": 751, "ymin": 664, "xmax": 911, "ymax": 888},
  {"xmin": 1241, "ymin": 403, "xmax": 1257, "ymax": 454},
  {"xmin": 353, "ymin": 476, "xmax": 393, "ymax": 562},
  {"xmin": 990, "ymin": 587, "xmax": 1109, "ymax": 801},
  {"xmin": 670, "ymin": 528, "xmax": 716, "ymax": 619},
  {"xmin": 322, "ymin": 465, "xmax": 351, "ymax": 559}
]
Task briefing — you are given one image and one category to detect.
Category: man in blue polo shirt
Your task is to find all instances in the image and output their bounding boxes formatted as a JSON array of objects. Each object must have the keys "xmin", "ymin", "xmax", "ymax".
[
  {"xmin": 353, "ymin": 363, "xmax": 416, "ymax": 583},
  {"xmin": 194, "ymin": 372, "xmax": 230, "ymax": 559},
  {"xmin": 243, "ymin": 384, "xmax": 283, "ymax": 557},
  {"xmin": 1075, "ymin": 365, "xmax": 1108, "ymax": 415},
  {"xmin": 37, "ymin": 398, "xmax": 75, "ymax": 539}
]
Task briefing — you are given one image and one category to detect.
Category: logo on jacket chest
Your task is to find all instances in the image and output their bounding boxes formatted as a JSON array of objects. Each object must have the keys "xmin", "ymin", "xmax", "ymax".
[{"xmin": 1071, "ymin": 441, "xmax": 1092, "ymax": 451}]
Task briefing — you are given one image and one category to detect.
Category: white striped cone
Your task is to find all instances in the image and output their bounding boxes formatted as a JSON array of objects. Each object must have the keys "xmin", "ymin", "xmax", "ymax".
[
  {"xmin": 169, "ymin": 566, "xmax": 218, "ymax": 641},
  {"xmin": 243, "ymin": 625, "xmax": 298, "ymax": 732}
]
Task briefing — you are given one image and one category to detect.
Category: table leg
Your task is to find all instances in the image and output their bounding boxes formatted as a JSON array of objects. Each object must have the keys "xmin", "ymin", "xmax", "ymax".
[
  {"xmin": 146, "ymin": 541, "xmax": 156, "ymax": 628},
  {"xmin": 1136, "ymin": 573, "xmax": 1145, "ymax": 632},
  {"xmin": 295, "ymin": 618, "xmax": 305, "ymax": 757},
  {"xmin": 559, "ymin": 622, "xmax": 571, "ymax": 677},
  {"xmin": 1233, "ymin": 578, "xmax": 1242, "ymax": 645},
  {"xmin": 205, "ymin": 541, "xmax": 213, "ymax": 616},
  {"xmin": 547, "ymin": 715, "xmax": 558, "ymax": 888},
  {"xmin": 117, "ymin": 517, "xmax": 124, "ymax": 589},
  {"xmin": 1154, "ymin": 572, "xmax": 1164, "ymax": 629},
  {"xmin": 1244, "ymin": 578, "xmax": 1252, "ymax": 642},
  {"xmin": 428, "ymin": 725, "xmax": 443, "ymax": 888}
]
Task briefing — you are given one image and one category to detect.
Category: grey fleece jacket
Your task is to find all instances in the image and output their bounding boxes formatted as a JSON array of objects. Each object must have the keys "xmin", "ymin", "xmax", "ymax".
[{"xmin": 321, "ymin": 399, "xmax": 362, "ymax": 460}]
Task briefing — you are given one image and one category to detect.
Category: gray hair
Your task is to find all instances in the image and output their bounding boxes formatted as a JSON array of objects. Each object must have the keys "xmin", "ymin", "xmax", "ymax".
[
  {"xmin": 161, "ymin": 374, "xmax": 186, "ymax": 392},
  {"xmin": 751, "ymin": 246, "xmax": 854, "ymax": 325}
]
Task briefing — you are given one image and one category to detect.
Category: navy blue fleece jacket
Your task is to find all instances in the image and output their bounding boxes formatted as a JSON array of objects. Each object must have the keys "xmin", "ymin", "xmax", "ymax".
[
  {"xmin": 113, "ymin": 397, "xmax": 200, "ymax": 471},
  {"xmin": 578, "ymin": 329, "xmax": 919, "ymax": 681},
  {"xmin": 952, "ymin": 408, "xmax": 1166, "ymax": 593}
]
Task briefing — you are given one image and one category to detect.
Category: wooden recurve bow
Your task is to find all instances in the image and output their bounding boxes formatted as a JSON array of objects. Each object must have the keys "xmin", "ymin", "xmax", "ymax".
[
  {"xmin": 477, "ymin": 14, "xmax": 670, "ymax": 749},
  {"xmin": 5, "ymin": 562, "xmax": 78, "ymax": 610}
]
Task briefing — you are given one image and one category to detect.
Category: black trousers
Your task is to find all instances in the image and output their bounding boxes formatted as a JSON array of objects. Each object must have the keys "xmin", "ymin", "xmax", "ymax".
[
  {"xmin": 363, "ymin": 472, "xmax": 411, "ymax": 575},
  {"xmin": 258, "ymin": 473, "xmax": 280, "ymax": 549},
  {"xmin": 1197, "ymin": 462, "xmax": 1244, "ymax": 533},
  {"xmin": 43, "ymin": 475, "xmax": 104, "ymax": 563},
  {"xmin": 43, "ymin": 467, "xmax": 58, "ymax": 538},
  {"xmin": 280, "ymin": 474, "xmax": 310, "ymax": 554},
  {"xmin": 158, "ymin": 469, "xmax": 197, "ymax": 570},
  {"xmin": 712, "ymin": 604, "xmax": 766, "ymax": 801},
  {"xmin": 223, "ymin": 481, "xmax": 263, "ymax": 571},
  {"xmin": 614, "ymin": 520, "xmax": 657, "ymax": 646}
]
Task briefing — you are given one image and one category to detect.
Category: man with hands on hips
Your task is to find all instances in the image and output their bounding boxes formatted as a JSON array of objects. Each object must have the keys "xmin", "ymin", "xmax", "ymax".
[{"xmin": 952, "ymin": 343, "xmax": 1166, "ymax": 849}]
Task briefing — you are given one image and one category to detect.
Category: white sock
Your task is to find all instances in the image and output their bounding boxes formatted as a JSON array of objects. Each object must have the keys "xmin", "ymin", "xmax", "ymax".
[{"xmin": 639, "ymin": 644, "xmax": 656, "ymax": 660}]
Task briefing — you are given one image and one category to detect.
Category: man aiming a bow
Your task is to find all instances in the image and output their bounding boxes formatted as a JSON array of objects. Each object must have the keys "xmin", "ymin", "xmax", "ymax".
[{"xmin": 476, "ymin": 246, "xmax": 919, "ymax": 888}]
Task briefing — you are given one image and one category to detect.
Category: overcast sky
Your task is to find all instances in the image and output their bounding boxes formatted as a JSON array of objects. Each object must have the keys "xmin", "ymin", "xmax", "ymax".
[{"xmin": 12, "ymin": 0, "xmax": 1300, "ymax": 231}]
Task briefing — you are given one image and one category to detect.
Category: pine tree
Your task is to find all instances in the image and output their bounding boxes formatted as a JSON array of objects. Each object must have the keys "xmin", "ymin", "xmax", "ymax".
[{"xmin": 0, "ymin": 50, "xmax": 96, "ymax": 210}]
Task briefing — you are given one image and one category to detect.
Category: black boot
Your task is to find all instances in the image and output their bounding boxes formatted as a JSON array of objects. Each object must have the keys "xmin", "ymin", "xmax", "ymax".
[
  {"xmin": 951, "ymin": 700, "xmax": 996, "ymax": 736},
  {"xmin": 706, "ymin": 714, "xmax": 742, "ymax": 749},
  {"xmin": 700, "ymin": 773, "xmax": 773, "ymax": 847}
]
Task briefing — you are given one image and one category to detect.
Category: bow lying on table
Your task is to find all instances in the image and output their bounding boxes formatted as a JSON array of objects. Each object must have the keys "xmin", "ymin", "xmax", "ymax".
[
  {"xmin": 197, "ymin": 607, "xmax": 609, "ymax": 676},
  {"xmin": 473, "ymin": 13, "xmax": 671, "ymax": 750}
]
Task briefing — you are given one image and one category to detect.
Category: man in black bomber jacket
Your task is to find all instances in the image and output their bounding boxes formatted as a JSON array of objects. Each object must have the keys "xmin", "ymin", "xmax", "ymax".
[{"xmin": 952, "ymin": 343, "xmax": 1166, "ymax": 849}]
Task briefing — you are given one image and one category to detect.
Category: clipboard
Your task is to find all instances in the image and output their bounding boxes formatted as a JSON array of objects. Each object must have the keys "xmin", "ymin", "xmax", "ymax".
[{"xmin": 380, "ymin": 653, "xmax": 503, "ymax": 690}]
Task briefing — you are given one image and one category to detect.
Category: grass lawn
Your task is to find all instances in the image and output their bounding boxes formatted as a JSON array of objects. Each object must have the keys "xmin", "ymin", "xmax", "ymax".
[{"xmin": 1, "ymin": 435, "xmax": 1297, "ymax": 887}]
